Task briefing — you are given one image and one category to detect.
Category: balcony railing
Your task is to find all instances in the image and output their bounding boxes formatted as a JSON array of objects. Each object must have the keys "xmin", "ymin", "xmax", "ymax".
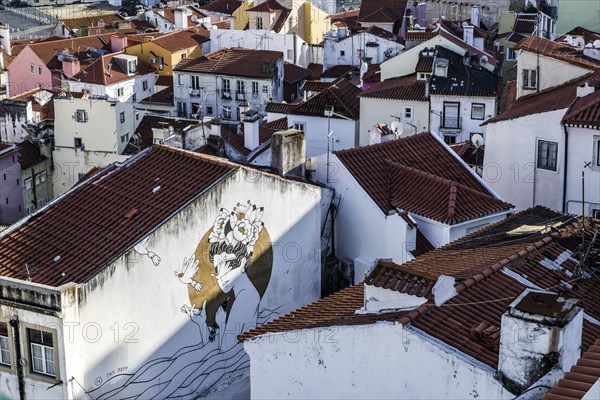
[
  {"xmin": 440, "ymin": 116, "xmax": 461, "ymax": 130},
  {"xmin": 236, "ymin": 92, "xmax": 246, "ymax": 101},
  {"xmin": 539, "ymin": 2, "xmax": 558, "ymax": 19},
  {"xmin": 221, "ymin": 91, "xmax": 231, "ymax": 100}
]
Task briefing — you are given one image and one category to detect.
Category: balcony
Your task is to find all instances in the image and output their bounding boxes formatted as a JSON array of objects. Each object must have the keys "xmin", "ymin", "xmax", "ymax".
[
  {"xmin": 221, "ymin": 91, "xmax": 231, "ymax": 100},
  {"xmin": 440, "ymin": 116, "xmax": 462, "ymax": 132},
  {"xmin": 539, "ymin": 2, "xmax": 558, "ymax": 19},
  {"xmin": 236, "ymin": 92, "xmax": 246, "ymax": 101}
]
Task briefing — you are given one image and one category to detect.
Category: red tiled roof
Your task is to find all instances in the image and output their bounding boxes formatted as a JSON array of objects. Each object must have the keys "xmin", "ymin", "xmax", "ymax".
[
  {"xmin": 484, "ymin": 72, "xmax": 600, "ymax": 125},
  {"xmin": 358, "ymin": 0, "xmax": 407, "ymax": 23},
  {"xmin": 450, "ymin": 140, "xmax": 485, "ymax": 168},
  {"xmin": 284, "ymin": 62, "xmax": 312, "ymax": 84},
  {"xmin": 438, "ymin": 30, "xmax": 498, "ymax": 68},
  {"xmin": 404, "ymin": 31, "xmax": 438, "ymax": 42},
  {"xmin": 306, "ymin": 63, "xmax": 323, "ymax": 79},
  {"xmin": 499, "ymin": 80, "xmax": 517, "ymax": 114},
  {"xmin": 272, "ymin": 8, "xmax": 291, "ymax": 33},
  {"xmin": 17, "ymin": 140, "xmax": 47, "ymax": 170},
  {"xmin": 386, "ymin": 161, "xmax": 512, "ymax": 224},
  {"xmin": 562, "ymin": 87, "xmax": 600, "ymax": 128},
  {"xmin": 558, "ymin": 26, "xmax": 600, "ymax": 44},
  {"xmin": 72, "ymin": 53, "xmax": 154, "ymax": 86},
  {"xmin": 151, "ymin": 30, "xmax": 209, "ymax": 52},
  {"xmin": 335, "ymin": 132, "xmax": 499, "ymax": 217},
  {"xmin": 174, "ymin": 48, "xmax": 282, "ymax": 79},
  {"xmin": 415, "ymin": 54, "xmax": 433, "ymax": 72},
  {"xmin": 140, "ymin": 87, "xmax": 174, "ymax": 106},
  {"xmin": 366, "ymin": 260, "xmax": 437, "ymax": 296},
  {"xmin": 247, "ymin": 0, "xmax": 287, "ymax": 13},
  {"xmin": 61, "ymin": 14, "xmax": 126, "ymax": 32},
  {"xmin": 8, "ymin": 88, "xmax": 57, "ymax": 121},
  {"xmin": 544, "ymin": 337, "xmax": 600, "ymax": 400},
  {"xmin": 359, "ymin": 73, "xmax": 426, "ymax": 101},
  {"xmin": 27, "ymin": 34, "xmax": 114, "ymax": 70},
  {"xmin": 412, "ymin": 229, "xmax": 435, "ymax": 257},
  {"xmin": 301, "ymin": 80, "xmax": 335, "ymax": 93},
  {"xmin": 362, "ymin": 63, "xmax": 381, "ymax": 83},
  {"xmin": 155, "ymin": 75, "xmax": 174, "ymax": 87},
  {"xmin": 0, "ymin": 146, "xmax": 235, "ymax": 287},
  {"xmin": 320, "ymin": 65, "xmax": 357, "ymax": 79},
  {"xmin": 269, "ymin": 79, "xmax": 361, "ymax": 120},
  {"xmin": 519, "ymin": 35, "xmax": 600, "ymax": 70},
  {"xmin": 259, "ymin": 117, "xmax": 289, "ymax": 141},
  {"xmin": 199, "ymin": 0, "xmax": 243, "ymax": 14}
]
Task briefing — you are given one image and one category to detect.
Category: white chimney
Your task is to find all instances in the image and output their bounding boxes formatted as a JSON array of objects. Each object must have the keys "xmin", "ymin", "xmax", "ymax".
[
  {"xmin": 210, "ymin": 120, "xmax": 222, "ymax": 137},
  {"xmin": 498, "ymin": 289, "xmax": 583, "ymax": 394},
  {"xmin": 471, "ymin": 6, "xmax": 480, "ymax": 28},
  {"xmin": 0, "ymin": 25, "xmax": 11, "ymax": 56},
  {"xmin": 243, "ymin": 109, "xmax": 262, "ymax": 151},
  {"xmin": 577, "ymin": 81, "xmax": 595, "ymax": 97},
  {"xmin": 270, "ymin": 129, "xmax": 306, "ymax": 177},
  {"xmin": 174, "ymin": 7, "xmax": 188, "ymax": 30},
  {"xmin": 369, "ymin": 128, "xmax": 382, "ymax": 145},
  {"xmin": 463, "ymin": 25, "xmax": 474, "ymax": 47}
]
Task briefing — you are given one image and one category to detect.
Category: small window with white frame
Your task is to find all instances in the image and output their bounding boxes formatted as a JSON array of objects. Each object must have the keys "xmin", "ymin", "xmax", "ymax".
[
  {"xmin": 75, "ymin": 110, "xmax": 87, "ymax": 123},
  {"xmin": 117, "ymin": 87, "xmax": 124, "ymax": 97},
  {"xmin": 222, "ymin": 106, "xmax": 232, "ymax": 119},
  {"xmin": 506, "ymin": 47, "xmax": 517, "ymax": 61},
  {"xmin": 24, "ymin": 178, "xmax": 33, "ymax": 191},
  {"xmin": 142, "ymin": 80, "xmax": 148, "ymax": 91},
  {"xmin": 471, "ymin": 103, "xmax": 485, "ymax": 120},
  {"xmin": 252, "ymin": 82, "xmax": 259, "ymax": 96},
  {"xmin": 35, "ymin": 171, "xmax": 46, "ymax": 185},
  {"xmin": 27, "ymin": 328, "xmax": 56, "ymax": 377},
  {"xmin": 537, "ymin": 140, "xmax": 558, "ymax": 171},
  {"xmin": 293, "ymin": 122, "xmax": 305, "ymax": 132},
  {"xmin": 262, "ymin": 85, "xmax": 269, "ymax": 93},
  {"xmin": 0, "ymin": 321, "xmax": 11, "ymax": 368},
  {"xmin": 403, "ymin": 106, "xmax": 413, "ymax": 120},
  {"xmin": 522, "ymin": 69, "xmax": 537, "ymax": 90}
]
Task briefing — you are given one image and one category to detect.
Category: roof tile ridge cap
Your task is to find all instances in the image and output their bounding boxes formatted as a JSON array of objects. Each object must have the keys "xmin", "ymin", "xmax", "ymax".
[
  {"xmin": 564, "ymin": 91, "xmax": 600, "ymax": 120},
  {"xmin": 153, "ymin": 145, "xmax": 237, "ymax": 169},
  {"xmin": 447, "ymin": 182, "xmax": 458, "ymax": 223}
]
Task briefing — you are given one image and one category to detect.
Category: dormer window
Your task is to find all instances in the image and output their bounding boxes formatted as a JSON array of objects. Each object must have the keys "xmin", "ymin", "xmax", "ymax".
[{"xmin": 434, "ymin": 59, "xmax": 448, "ymax": 78}]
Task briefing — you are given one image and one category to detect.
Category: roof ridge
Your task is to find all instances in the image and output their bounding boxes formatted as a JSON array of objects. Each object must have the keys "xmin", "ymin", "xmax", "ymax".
[
  {"xmin": 447, "ymin": 182, "xmax": 458, "ymax": 222},
  {"xmin": 563, "ymin": 90, "xmax": 600, "ymax": 121},
  {"xmin": 398, "ymin": 235, "xmax": 555, "ymax": 326}
]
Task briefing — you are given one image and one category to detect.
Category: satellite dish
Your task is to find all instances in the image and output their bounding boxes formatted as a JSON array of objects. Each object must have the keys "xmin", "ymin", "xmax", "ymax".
[
  {"xmin": 593, "ymin": 39, "xmax": 600, "ymax": 49},
  {"xmin": 413, "ymin": 23, "xmax": 421, "ymax": 30},
  {"xmin": 480, "ymin": 55, "xmax": 488, "ymax": 64},
  {"xmin": 462, "ymin": 21, "xmax": 469, "ymax": 28},
  {"xmin": 391, "ymin": 120, "xmax": 403, "ymax": 136},
  {"xmin": 573, "ymin": 37, "xmax": 585, "ymax": 50},
  {"xmin": 471, "ymin": 133, "xmax": 484, "ymax": 147}
]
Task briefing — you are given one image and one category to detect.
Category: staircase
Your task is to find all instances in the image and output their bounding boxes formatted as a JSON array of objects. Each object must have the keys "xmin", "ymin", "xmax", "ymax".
[{"xmin": 321, "ymin": 195, "xmax": 341, "ymax": 257}]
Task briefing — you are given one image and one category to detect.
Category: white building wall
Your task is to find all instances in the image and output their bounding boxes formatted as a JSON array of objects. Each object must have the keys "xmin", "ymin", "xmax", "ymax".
[
  {"xmin": 564, "ymin": 126, "xmax": 600, "ymax": 215},
  {"xmin": 359, "ymin": 97, "xmax": 429, "ymax": 146},
  {"xmin": 516, "ymin": 52, "xmax": 592, "ymax": 99},
  {"xmin": 244, "ymin": 322, "xmax": 513, "ymax": 399},
  {"xmin": 483, "ymin": 109, "xmax": 567, "ymax": 211},
  {"xmin": 430, "ymin": 95, "xmax": 496, "ymax": 143},
  {"xmin": 268, "ymin": 112, "xmax": 358, "ymax": 158},
  {"xmin": 209, "ymin": 29, "xmax": 311, "ymax": 67},
  {"xmin": 323, "ymin": 31, "xmax": 404, "ymax": 71},
  {"xmin": 67, "ymin": 74, "xmax": 156, "ymax": 103}
]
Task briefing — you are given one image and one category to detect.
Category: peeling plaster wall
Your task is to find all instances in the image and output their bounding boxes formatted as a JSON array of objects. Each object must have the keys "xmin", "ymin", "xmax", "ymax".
[{"xmin": 244, "ymin": 322, "xmax": 513, "ymax": 399}]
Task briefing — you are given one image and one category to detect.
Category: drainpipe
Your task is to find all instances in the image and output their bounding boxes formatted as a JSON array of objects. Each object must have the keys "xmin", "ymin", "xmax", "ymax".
[
  {"xmin": 562, "ymin": 125, "xmax": 569, "ymax": 212},
  {"xmin": 9, "ymin": 315, "xmax": 26, "ymax": 400}
]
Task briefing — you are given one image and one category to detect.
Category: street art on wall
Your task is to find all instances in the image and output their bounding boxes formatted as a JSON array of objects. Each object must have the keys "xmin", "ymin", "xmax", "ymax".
[{"xmin": 86, "ymin": 201, "xmax": 276, "ymax": 399}]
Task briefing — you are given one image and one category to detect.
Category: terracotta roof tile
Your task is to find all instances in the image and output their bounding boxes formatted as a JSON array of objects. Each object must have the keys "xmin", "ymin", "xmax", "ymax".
[
  {"xmin": 485, "ymin": 71, "xmax": 600, "ymax": 125},
  {"xmin": 404, "ymin": 31, "xmax": 438, "ymax": 42},
  {"xmin": 174, "ymin": 48, "xmax": 282, "ymax": 79},
  {"xmin": 450, "ymin": 140, "xmax": 485, "ymax": 168},
  {"xmin": 359, "ymin": 0, "xmax": 407, "ymax": 23},
  {"xmin": 268, "ymin": 79, "xmax": 361, "ymax": 120},
  {"xmin": 247, "ymin": 0, "xmax": 287, "ymax": 12},
  {"xmin": 335, "ymin": 132, "xmax": 498, "ymax": 217},
  {"xmin": 558, "ymin": 26, "xmax": 600, "ymax": 44},
  {"xmin": 71, "ymin": 52, "xmax": 154, "ymax": 86},
  {"xmin": 415, "ymin": 54, "xmax": 433, "ymax": 72},
  {"xmin": 359, "ymin": 73, "xmax": 426, "ymax": 101},
  {"xmin": 544, "ymin": 338, "xmax": 600, "ymax": 400},
  {"xmin": 562, "ymin": 88, "xmax": 600, "ymax": 128},
  {"xmin": 362, "ymin": 63, "xmax": 381, "ymax": 83},
  {"xmin": 0, "ymin": 146, "xmax": 235, "ymax": 286},
  {"xmin": 284, "ymin": 62, "xmax": 312, "ymax": 84},
  {"xmin": 61, "ymin": 14, "xmax": 126, "ymax": 32},
  {"xmin": 366, "ymin": 260, "xmax": 437, "ymax": 297},
  {"xmin": 519, "ymin": 35, "xmax": 600, "ymax": 70},
  {"xmin": 27, "ymin": 34, "xmax": 114, "ymax": 70},
  {"xmin": 155, "ymin": 75, "xmax": 174, "ymax": 87},
  {"xmin": 151, "ymin": 30, "xmax": 209, "ymax": 52},
  {"xmin": 320, "ymin": 64, "xmax": 357, "ymax": 79},
  {"xmin": 499, "ymin": 80, "xmax": 517, "ymax": 114},
  {"xmin": 301, "ymin": 80, "xmax": 335, "ymax": 93},
  {"xmin": 199, "ymin": 0, "xmax": 243, "ymax": 15},
  {"xmin": 306, "ymin": 63, "xmax": 323, "ymax": 79},
  {"xmin": 124, "ymin": 115, "xmax": 202, "ymax": 155},
  {"xmin": 140, "ymin": 86, "xmax": 174, "ymax": 106},
  {"xmin": 16, "ymin": 140, "xmax": 47, "ymax": 170}
]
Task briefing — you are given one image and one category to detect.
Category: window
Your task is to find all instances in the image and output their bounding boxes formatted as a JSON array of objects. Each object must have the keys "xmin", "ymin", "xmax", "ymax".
[
  {"xmin": 537, "ymin": 140, "xmax": 558, "ymax": 171},
  {"xmin": 340, "ymin": 50, "xmax": 345, "ymax": 57},
  {"xmin": 418, "ymin": 72, "xmax": 429, "ymax": 80},
  {"xmin": 593, "ymin": 136, "xmax": 600, "ymax": 170},
  {"xmin": 38, "ymin": 66, "xmax": 42, "ymax": 76},
  {"xmin": 158, "ymin": 56, "xmax": 164, "ymax": 71},
  {"xmin": 132, "ymin": 93, "xmax": 136, "ymax": 103},
  {"xmin": 256, "ymin": 16, "xmax": 263, "ymax": 30},
  {"xmin": 37, "ymin": 198, "xmax": 47, "ymax": 208},
  {"xmin": 30, "ymin": 64, "xmax": 34, "ymax": 74},
  {"xmin": 403, "ymin": 106, "xmax": 413, "ymax": 120},
  {"xmin": 74, "ymin": 137, "xmax": 83, "ymax": 149},
  {"xmin": 35, "ymin": 171, "xmax": 46, "ymax": 185},
  {"xmin": 177, "ymin": 102, "xmax": 187, "ymax": 118},
  {"xmin": 593, "ymin": 209, "xmax": 600, "ymax": 219},
  {"xmin": 236, "ymin": 80, "xmax": 245, "ymax": 94},
  {"xmin": 471, "ymin": 103, "xmax": 485, "ymax": 120},
  {"xmin": 78, "ymin": 173, "xmax": 86, "ymax": 181},
  {"xmin": 506, "ymin": 47, "xmax": 517, "ymax": 61},
  {"xmin": 442, "ymin": 102, "xmax": 460, "ymax": 129},
  {"xmin": 142, "ymin": 80, "xmax": 148, "ymax": 91},
  {"xmin": 117, "ymin": 87, "xmax": 124, "ymax": 97},
  {"xmin": 222, "ymin": 79, "xmax": 231, "ymax": 94},
  {"xmin": 293, "ymin": 122, "xmax": 305, "ymax": 132},
  {"xmin": 177, "ymin": 74, "xmax": 184, "ymax": 85},
  {"xmin": 523, "ymin": 69, "xmax": 537, "ymax": 90},
  {"xmin": 121, "ymin": 133, "xmax": 129, "ymax": 143},
  {"xmin": 252, "ymin": 81, "xmax": 259, "ymax": 96},
  {"xmin": 181, "ymin": 53, "xmax": 187, "ymax": 59},
  {"xmin": 28, "ymin": 328, "xmax": 55, "ymax": 377},
  {"xmin": 206, "ymin": 106, "xmax": 213, "ymax": 115},
  {"xmin": 75, "ymin": 110, "xmax": 87, "ymax": 122},
  {"xmin": 262, "ymin": 85, "xmax": 269, "ymax": 93},
  {"xmin": 191, "ymin": 76, "xmax": 200, "ymax": 90},
  {"xmin": 287, "ymin": 49, "xmax": 293, "ymax": 60},
  {"xmin": 120, "ymin": 112, "xmax": 125, "ymax": 123},
  {"xmin": 128, "ymin": 60, "xmax": 137, "ymax": 74},
  {"xmin": 24, "ymin": 178, "xmax": 33, "ymax": 191},
  {"xmin": 0, "ymin": 322, "xmax": 10, "ymax": 367},
  {"xmin": 222, "ymin": 106, "xmax": 232, "ymax": 119},
  {"xmin": 444, "ymin": 134, "xmax": 457, "ymax": 144},
  {"xmin": 26, "ymin": 204, "xmax": 35, "ymax": 214}
]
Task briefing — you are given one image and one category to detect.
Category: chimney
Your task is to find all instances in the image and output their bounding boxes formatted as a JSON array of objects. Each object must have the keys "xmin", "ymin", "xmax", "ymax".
[
  {"xmin": 62, "ymin": 58, "xmax": 81, "ymax": 77},
  {"xmin": 369, "ymin": 128, "xmax": 382, "ymax": 145},
  {"xmin": 174, "ymin": 7, "xmax": 188, "ymax": 30},
  {"xmin": 242, "ymin": 109, "xmax": 262, "ymax": 151},
  {"xmin": 498, "ymin": 289, "xmax": 583, "ymax": 394},
  {"xmin": 471, "ymin": 6, "xmax": 480, "ymax": 28},
  {"xmin": 270, "ymin": 129, "xmax": 306, "ymax": 177},
  {"xmin": 111, "ymin": 35, "xmax": 128, "ymax": 52},
  {"xmin": 577, "ymin": 81, "xmax": 595, "ymax": 97},
  {"xmin": 0, "ymin": 25, "xmax": 11, "ymax": 56},
  {"xmin": 463, "ymin": 25, "xmax": 474, "ymax": 47},
  {"xmin": 209, "ymin": 119, "xmax": 222, "ymax": 137}
]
